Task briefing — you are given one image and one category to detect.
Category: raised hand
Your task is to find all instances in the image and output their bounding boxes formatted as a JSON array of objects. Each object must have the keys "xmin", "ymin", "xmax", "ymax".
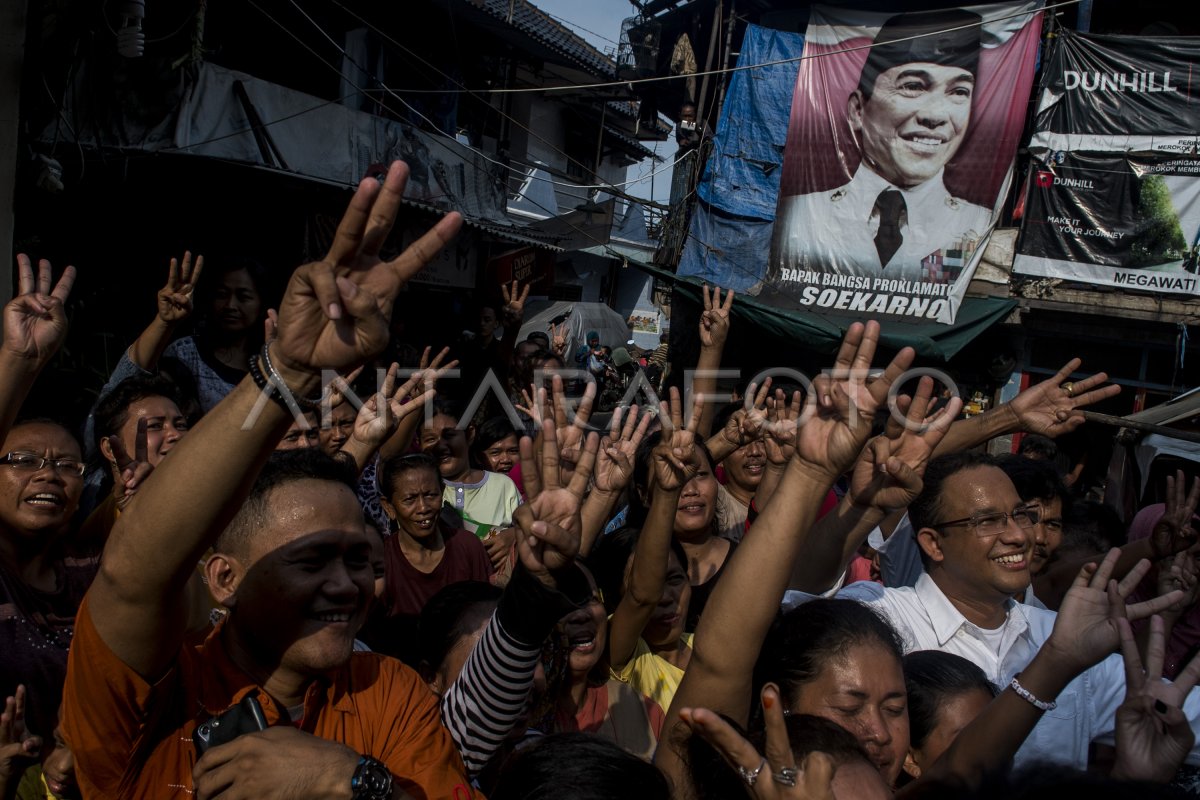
[
  {"xmin": 1112, "ymin": 615, "xmax": 1200, "ymax": 783},
  {"xmin": 156, "ymin": 252, "xmax": 203, "ymax": 324},
  {"xmin": 793, "ymin": 322, "xmax": 914, "ymax": 483},
  {"xmin": 698, "ymin": 283, "xmax": 734, "ymax": 349},
  {"xmin": 0, "ymin": 686, "xmax": 42, "ymax": 790},
  {"xmin": 1157, "ymin": 548, "xmax": 1200, "ymax": 616},
  {"xmin": 321, "ymin": 365, "xmax": 365, "ymax": 412},
  {"xmin": 594, "ymin": 403, "xmax": 653, "ymax": 494},
  {"xmin": 1150, "ymin": 470, "xmax": 1200, "ymax": 559},
  {"xmin": 500, "ymin": 280, "xmax": 530, "ymax": 326},
  {"xmin": 549, "ymin": 322, "xmax": 569, "ymax": 357},
  {"xmin": 513, "ymin": 421, "xmax": 600, "ymax": 586},
  {"xmin": 654, "ymin": 388, "xmax": 704, "ymax": 491},
  {"xmin": 550, "ymin": 375, "xmax": 597, "ymax": 483},
  {"xmin": 272, "ymin": 161, "xmax": 462, "ymax": 376},
  {"xmin": 349, "ymin": 364, "xmax": 435, "ymax": 450},
  {"xmin": 763, "ymin": 389, "xmax": 803, "ymax": 466},
  {"xmin": 263, "ymin": 308, "xmax": 278, "ymax": 345},
  {"xmin": 412, "ymin": 345, "xmax": 459, "ymax": 396},
  {"xmin": 681, "ymin": 686, "xmax": 836, "ymax": 800},
  {"xmin": 1046, "ymin": 549, "xmax": 1183, "ymax": 674},
  {"xmin": 719, "ymin": 380, "xmax": 771, "ymax": 450},
  {"xmin": 107, "ymin": 418, "xmax": 154, "ymax": 509},
  {"xmin": 846, "ymin": 376, "xmax": 961, "ymax": 513},
  {"xmin": 1005, "ymin": 359, "xmax": 1120, "ymax": 438},
  {"xmin": 3, "ymin": 255, "xmax": 76, "ymax": 364}
]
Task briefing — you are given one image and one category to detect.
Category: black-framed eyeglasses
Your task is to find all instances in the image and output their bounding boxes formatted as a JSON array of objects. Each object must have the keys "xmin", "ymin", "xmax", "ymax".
[
  {"xmin": 2, "ymin": 451, "xmax": 86, "ymax": 477},
  {"xmin": 935, "ymin": 505, "xmax": 1040, "ymax": 537}
]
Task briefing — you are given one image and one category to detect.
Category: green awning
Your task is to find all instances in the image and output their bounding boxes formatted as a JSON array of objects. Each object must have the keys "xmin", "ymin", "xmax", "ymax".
[{"xmin": 630, "ymin": 259, "xmax": 1017, "ymax": 362}]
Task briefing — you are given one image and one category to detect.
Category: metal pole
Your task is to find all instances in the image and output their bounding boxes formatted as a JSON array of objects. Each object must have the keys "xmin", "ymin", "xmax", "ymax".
[{"xmin": 1081, "ymin": 410, "xmax": 1200, "ymax": 445}]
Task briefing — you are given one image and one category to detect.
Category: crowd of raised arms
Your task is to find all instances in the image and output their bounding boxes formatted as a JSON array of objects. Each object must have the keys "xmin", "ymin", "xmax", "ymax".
[{"xmin": 4, "ymin": 161, "xmax": 1200, "ymax": 800}]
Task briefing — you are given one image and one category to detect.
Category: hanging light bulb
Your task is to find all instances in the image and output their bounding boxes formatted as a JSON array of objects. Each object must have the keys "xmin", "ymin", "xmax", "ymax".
[{"xmin": 116, "ymin": 0, "xmax": 146, "ymax": 58}]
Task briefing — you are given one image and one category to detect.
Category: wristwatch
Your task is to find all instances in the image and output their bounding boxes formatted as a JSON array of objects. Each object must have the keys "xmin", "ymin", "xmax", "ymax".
[{"xmin": 351, "ymin": 756, "xmax": 393, "ymax": 800}]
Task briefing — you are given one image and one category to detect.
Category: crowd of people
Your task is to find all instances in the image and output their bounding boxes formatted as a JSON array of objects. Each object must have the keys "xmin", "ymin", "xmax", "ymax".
[{"xmin": 2, "ymin": 160, "xmax": 1200, "ymax": 799}]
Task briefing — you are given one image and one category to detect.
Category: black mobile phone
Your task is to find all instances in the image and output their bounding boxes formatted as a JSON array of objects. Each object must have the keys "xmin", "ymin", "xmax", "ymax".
[{"xmin": 194, "ymin": 693, "xmax": 268, "ymax": 756}]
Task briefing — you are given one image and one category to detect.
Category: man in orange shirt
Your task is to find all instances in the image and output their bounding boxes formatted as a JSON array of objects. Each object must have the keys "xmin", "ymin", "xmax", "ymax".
[{"xmin": 62, "ymin": 161, "xmax": 472, "ymax": 799}]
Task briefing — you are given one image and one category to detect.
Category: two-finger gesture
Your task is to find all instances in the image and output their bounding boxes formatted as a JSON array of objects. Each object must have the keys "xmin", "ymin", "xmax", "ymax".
[
  {"xmin": 699, "ymin": 284, "xmax": 734, "ymax": 349},
  {"xmin": 273, "ymin": 161, "xmax": 463, "ymax": 376},
  {"xmin": 681, "ymin": 686, "xmax": 836, "ymax": 800},
  {"xmin": 107, "ymin": 418, "xmax": 154, "ymax": 509},
  {"xmin": 156, "ymin": 252, "xmax": 203, "ymax": 324},
  {"xmin": 653, "ymin": 388, "xmax": 703, "ymax": 492},
  {"xmin": 0, "ymin": 686, "xmax": 42, "ymax": 785},
  {"xmin": 3, "ymin": 255, "xmax": 76, "ymax": 365},
  {"xmin": 501, "ymin": 280, "xmax": 530, "ymax": 326},
  {"xmin": 549, "ymin": 322, "xmax": 569, "ymax": 357}
]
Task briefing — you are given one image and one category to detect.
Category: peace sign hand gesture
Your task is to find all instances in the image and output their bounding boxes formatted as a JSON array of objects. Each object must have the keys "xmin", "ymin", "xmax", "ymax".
[
  {"xmin": 107, "ymin": 417, "xmax": 155, "ymax": 509},
  {"xmin": 699, "ymin": 284, "xmax": 734, "ymax": 349},
  {"xmin": 0, "ymin": 686, "xmax": 42, "ymax": 789},
  {"xmin": 682, "ymin": 686, "xmax": 836, "ymax": 800},
  {"xmin": 1006, "ymin": 358, "xmax": 1120, "ymax": 438},
  {"xmin": 156, "ymin": 252, "xmax": 203, "ymax": 324},
  {"xmin": 272, "ymin": 162, "xmax": 462, "ymax": 378},
  {"xmin": 3, "ymin": 255, "xmax": 76, "ymax": 365}
]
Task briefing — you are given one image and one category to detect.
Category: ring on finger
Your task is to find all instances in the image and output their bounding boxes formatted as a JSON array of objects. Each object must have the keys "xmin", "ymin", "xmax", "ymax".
[
  {"xmin": 1061, "ymin": 381, "xmax": 1075, "ymax": 397},
  {"xmin": 738, "ymin": 758, "xmax": 766, "ymax": 786},
  {"xmin": 773, "ymin": 766, "xmax": 799, "ymax": 787}
]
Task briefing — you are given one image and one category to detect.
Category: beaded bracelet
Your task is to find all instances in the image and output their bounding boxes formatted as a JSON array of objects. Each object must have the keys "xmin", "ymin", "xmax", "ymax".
[
  {"xmin": 259, "ymin": 343, "xmax": 322, "ymax": 411},
  {"xmin": 247, "ymin": 352, "xmax": 294, "ymax": 413},
  {"xmin": 1010, "ymin": 675, "xmax": 1057, "ymax": 712}
]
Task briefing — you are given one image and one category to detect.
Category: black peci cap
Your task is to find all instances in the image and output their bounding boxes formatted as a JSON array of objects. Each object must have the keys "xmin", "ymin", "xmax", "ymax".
[{"xmin": 857, "ymin": 9, "xmax": 982, "ymax": 97}]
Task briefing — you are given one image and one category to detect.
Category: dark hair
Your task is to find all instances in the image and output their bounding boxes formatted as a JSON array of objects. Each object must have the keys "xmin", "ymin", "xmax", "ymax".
[
  {"xmin": 491, "ymin": 733, "xmax": 670, "ymax": 800},
  {"xmin": 904, "ymin": 650, "xmax": 996, "ymax": 751},
  {"xmin": 589, "ymin": 526, "xmax": 689, "ymax": 617},
  {"xmin": 627, "ymin": 429, "xmax": 718, "ymax": 530},
  {"xmin": 470, "ymin": 417, "xmax": 518, "ymax": 470},
  {"xmin": 10, "ymin": 417, "xmax": 79, "ymax": 447},
  {"xmin": 1017, "ymin": 434, "xmax": 1058, "ymax": 461},
  {"xmin": 754, "ymin": 599, "xmax": 904, "ymax": 716},
  {"xmin": 201, "ymin": 256, "xmax": 271, "ymax": 313},
  {"xmin": 430, "ymin": 395, "xmax": 467, "ymax": 426},
  {"xmin": 905, "ymin": 762, "xmax": 1183, "ymax": 800},
  {"xmin": 686, "ymin": 714, "xmax": 872, "ymax": 800},
  {"xmin": 417, "ymin": 580, "xmax": 502, "ymax": 682},
  {"xmin": 711, "ymin": 402, "xmax": 742, "ymax": 441},
  {"xmin": 995, "ymin": 454, "xmax": 1069, "ymax": 507},
  {"xmin": 380, "ymin": 453, "xmax": 442, "ymax": 501},
  {"xmin": 216, "ymin": 449, "xmax": 357, "ymax": 556},
  {"xmin": 91, "ymin": 375, "xmax": 185, "ymax": 459},
  {"xmin": 908, "ymin": 451, "xmax": 1000, "ymax": 535},
  {"xmin": 1062, "ymin": 500, "xmax": 1127, "ymax": 553}
]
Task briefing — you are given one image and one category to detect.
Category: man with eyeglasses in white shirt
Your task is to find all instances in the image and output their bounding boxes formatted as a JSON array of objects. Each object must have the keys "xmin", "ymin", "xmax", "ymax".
[{"xmin": 787, "ymin": 449, "xmax": 1200, "ymax": 771}]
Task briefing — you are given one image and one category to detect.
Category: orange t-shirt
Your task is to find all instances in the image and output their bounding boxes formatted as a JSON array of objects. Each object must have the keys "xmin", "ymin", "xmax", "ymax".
[{"xmin": 62, "ymin": 597, "xmax": 474, "ymax": 799}]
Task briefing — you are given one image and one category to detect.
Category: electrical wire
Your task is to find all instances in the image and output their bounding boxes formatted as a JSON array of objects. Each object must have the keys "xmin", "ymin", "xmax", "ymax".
[
  {"xmin": 535, "ymin": 7, "xmax": 623, "ymax": 48},
  {"xmin": 315, "ymin": 0, "xmax": 1071, "ymax": 95},
  {"xmin": 269, "ymin": 0, "xmax": 678, "ymax": 200},
  {"xmin": 316, "ymin": 0, "xmax": 667, "ymax": 195}
]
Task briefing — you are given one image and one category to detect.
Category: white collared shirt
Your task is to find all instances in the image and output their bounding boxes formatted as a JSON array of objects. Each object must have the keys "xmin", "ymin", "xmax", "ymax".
[
  {"xmin": 773, "ymin": 165, "xmax": 992, "ymax": 281},
  {"xmin": 785, "ymin": 574, "xmax": 1200, "ymax": 769}
]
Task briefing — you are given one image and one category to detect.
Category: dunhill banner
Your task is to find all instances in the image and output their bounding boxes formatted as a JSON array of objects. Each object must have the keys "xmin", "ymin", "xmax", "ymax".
[{"xmin": 1014, "ymin": 32, "xmax": 1200, "ymax": 293}]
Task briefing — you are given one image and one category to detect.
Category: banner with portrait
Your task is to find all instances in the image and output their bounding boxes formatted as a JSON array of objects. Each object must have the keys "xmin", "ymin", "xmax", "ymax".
[
  {"xmin": 1013, "ymin": 33, "xmax": 1200, "ymax": 294},
  {"xmin": 763, "ymin": 2, "xmax": 1043, "ymax": 324}
]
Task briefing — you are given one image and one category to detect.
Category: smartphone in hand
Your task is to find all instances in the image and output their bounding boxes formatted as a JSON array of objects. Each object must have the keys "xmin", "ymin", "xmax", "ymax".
[{"xmin": 194, "ymin": 693, "xmax": 269, "ymax": 756}]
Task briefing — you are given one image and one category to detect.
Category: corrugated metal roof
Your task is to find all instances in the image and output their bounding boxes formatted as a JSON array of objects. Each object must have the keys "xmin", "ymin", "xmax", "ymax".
[
  {"xmin": 465, "ymin": 0, "xmax": 617, "ymax": 79},
  {"xmin": 400, "ymin": 196, "xmax": 564, "ymax": 251}
]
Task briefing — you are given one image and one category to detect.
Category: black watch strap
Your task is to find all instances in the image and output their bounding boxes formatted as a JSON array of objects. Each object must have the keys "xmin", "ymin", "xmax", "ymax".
[{"xmin": 351, "ymin": 755, "xmax": 393, "ymax": 800}]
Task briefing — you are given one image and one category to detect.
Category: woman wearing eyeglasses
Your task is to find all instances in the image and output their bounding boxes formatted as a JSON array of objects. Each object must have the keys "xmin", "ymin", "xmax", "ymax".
[{"xmin": 0, "ymin": 256, "xmax": 99, "ymax": 747}]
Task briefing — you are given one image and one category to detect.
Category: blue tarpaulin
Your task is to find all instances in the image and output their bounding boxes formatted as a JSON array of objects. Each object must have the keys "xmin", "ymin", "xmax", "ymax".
[{"xmin": 678, "ymin": 25, "xmax": 802, "ymax": 291}]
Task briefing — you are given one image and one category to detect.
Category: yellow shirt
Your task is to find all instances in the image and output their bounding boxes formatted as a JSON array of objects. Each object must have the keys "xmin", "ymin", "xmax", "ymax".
[{"xmin": 611, "ymin": 634, "xmax": 693, "ymax": 721}]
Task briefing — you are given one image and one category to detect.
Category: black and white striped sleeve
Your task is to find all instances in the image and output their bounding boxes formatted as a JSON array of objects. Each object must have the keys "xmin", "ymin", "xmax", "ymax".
[{"xmin": 438, "ymin": 564, "xmax": 591, "ymax": 776}]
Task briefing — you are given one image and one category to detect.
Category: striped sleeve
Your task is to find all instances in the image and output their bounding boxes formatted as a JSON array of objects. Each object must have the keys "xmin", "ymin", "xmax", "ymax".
[{"xmin": 438, "ymin": 612, "xmax": 541, "ymax": 776}]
